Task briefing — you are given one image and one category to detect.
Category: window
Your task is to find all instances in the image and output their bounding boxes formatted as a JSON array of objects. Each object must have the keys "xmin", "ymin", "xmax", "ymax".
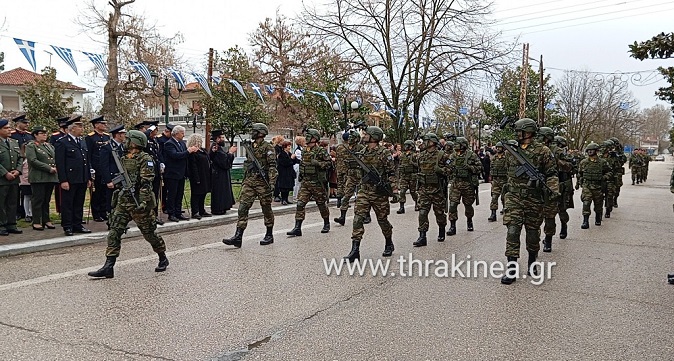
[
  {"xmin": 172, "ymin": 101, "xmax": 179, "ymax": 115},
  {"xmin": 3, "ymin": 96, "xmax": 20, "ymax": 111}
]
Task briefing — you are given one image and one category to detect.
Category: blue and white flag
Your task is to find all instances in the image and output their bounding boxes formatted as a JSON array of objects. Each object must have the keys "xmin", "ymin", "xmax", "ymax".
[
  {"xmin": 333, "ymin": 93, "xmax": 341, "ymax": 110},
  {"xmin": 13, "ymin": 38, "xmax": 37, "ymax": 71},
  {"xmin": 211, "ymin": 76, "xmax": 222, "ymax": 85},
  {"xmin": 168, "ymin": 68, "xmax": 186, "ymax": 90},
  {"xmin": 228, "ymin": 79, "xmax": 247, "ymax": 99},
  {"xmin": 250, "ymin": 83, "xmax": 265, "ymax": 102},
  {"xmin": 308, "ymin": 91, "xmax": 331, "ymax": 106},
  {"xmin": 50, "ymin": 45, "xmax": 77, "ymax": 75},
  {"xmin": 385, "ymin": 106, "xmax": 397, "ymax": 119},
  {"xmin": 369, "ymin": 101, "xmax": 381, "ymax": 112},
  {"xmin": 81, "ymin": 52, "xmax": 108, "ymax": 78},
  {"xmin": 129, "ymin": 60, "xmax": 153, "ymax": 85},
  {"xmin": 265, "ymin": 84, "xmax": 275, "ymax": 95},
  {"xmin": 191, "ymin": 72, "xmax": 212, "ymax": 97}
]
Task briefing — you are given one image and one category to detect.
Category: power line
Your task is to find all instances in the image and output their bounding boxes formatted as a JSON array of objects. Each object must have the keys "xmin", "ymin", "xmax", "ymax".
[
  {"xmin": 497, "ymin": 0, "xmax": 619, "ymax": 23},
  {"xmin": 496, "ymin": 0, "xmax": 564, "ymax": 13}
]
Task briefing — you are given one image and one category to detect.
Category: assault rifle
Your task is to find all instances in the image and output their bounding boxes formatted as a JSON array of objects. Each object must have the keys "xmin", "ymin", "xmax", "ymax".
[
  {"xmin": 111, "ymin": 150, "xmax": 141, "ymax": 208},
  {"xmin": 347, "ymin": 147, "xmax": 394, "ymax": 197},
  {"xmin": 499, "ymin": 140, "xmax": 556, "ymax": 198},
  {"xmin": 239, "ymin": 137, "xmax": 271, "ymax": 189}
]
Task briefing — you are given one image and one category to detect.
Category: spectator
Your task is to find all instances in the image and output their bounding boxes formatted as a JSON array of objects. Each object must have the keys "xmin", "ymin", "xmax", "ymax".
[
  {"xmin": 271, "ymin": 135, "xmax": 285, "ymax": 202},
  {"xmin": 187, "ymin": 134, "xmax": 211, "ymax": 219},
  {"xmin": 328, "ymin": 145, "xmax": 338, "ymax": 198},
  {"xmin": 277, "ymin": 140, "xmax": 299, "ymax": 205},
  {"xmin": 162, "ymin": 125, "xmax": 198, "ymax": 222},
  {"xmin": 19, "ymin": 146, "xmax": 32, "ymax": 223},
  {"xmin": 25, "ymin": 126, "xmax": 57, "ymax": 230},
  {"xmin": 209, "ymin": 130, "xmax": 236, "ymax": 215},
  {"xmin": 293, "ymin": 136, "xmax": 306, "ymax": 201}
]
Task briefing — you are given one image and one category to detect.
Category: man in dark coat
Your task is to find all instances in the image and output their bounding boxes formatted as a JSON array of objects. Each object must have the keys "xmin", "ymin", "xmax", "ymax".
[
  {"xmin": 162, "ymin": 125, "xmax": 197, "ymax": 222},
  {"xmin": 50, "ymin": 116, "xmax": 70, "ymax": 214},
  {"xmin": 157, "ymin": 123, "xmax": 174, "ymax": 214},
  {"xmin": 187, "ymin": 138, "xmax": 211, "ymax": 219},
  {"xmin": 85, "ymin": 115, "xmax": 110, "ymax": 222},
  {"xmin": 99, "ymin": 125, "xmax": 126, "ymax": 217},
  {"xmin": 145, "ymin": 125, "xmax": 164, "ymax": 224},
  {"xmin": 209, "ymin": 130, "xmax": 236, "ymax": 215}
]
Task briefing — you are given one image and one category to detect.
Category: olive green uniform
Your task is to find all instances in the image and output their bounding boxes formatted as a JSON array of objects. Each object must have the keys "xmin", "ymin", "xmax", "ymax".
[
  {"xmin": 237, "ymin": 140, "xmax": 278, "ymax": 230},
  {"xmin": 295, "ymin": 144, "xmax": 332, "ymax": 221}
]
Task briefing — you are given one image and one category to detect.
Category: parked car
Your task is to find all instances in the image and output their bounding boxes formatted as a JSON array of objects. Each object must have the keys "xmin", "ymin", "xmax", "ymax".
[{"xmin": 655, "ymin": 154, "xmax": 665, "ymax": 161}]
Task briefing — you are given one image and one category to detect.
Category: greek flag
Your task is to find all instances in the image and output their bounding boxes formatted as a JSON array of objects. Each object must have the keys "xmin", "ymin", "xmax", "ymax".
[
  {"xmin": 191, "ymin": 72, "xmax": 212, "ymax": 97},
  {"xmin": 265, "ymin": 84, "xmax": 275, "ymax": 95},
  {"xmin": 50, "ymin": 45, "xmax": 77, "ymax": 75},
  {"xmin": 129, "ymin": 60, "xmax": 153, "ymax": 85},
  {"xmin": 13, "ymin": 38, "xmax": 37, "ymax": 71},
  {"xmin": 250, "ymin": 83, "xmax": 265, "ymax": 102},
  {"xmin": 333, "ymin": 93, "xmax": 341, "ymax": 110},
  {"xmin": 369, "ymin": 101, "xmax": 381, "ymax": 112},
  {"xmin": 168, "ymin": 68, "xmax": 186, "ymax": 90},
  {"xmin": 81, "ymin": 52, "xmax": 108, "ymax": 78},
  {"xmin": 228, "ymin": 79, "xmax": 247, "ymax": 99},
  {"xmin": 211, "ymin": 76, "xmax": 222, "ymax": 85},
  {"xmin": 308, "ymin": 91, "xmax": 331, "ymax": 106}
]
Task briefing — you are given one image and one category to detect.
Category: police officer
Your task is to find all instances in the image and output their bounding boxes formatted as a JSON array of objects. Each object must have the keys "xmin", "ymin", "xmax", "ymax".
[
  {"xmin": 396, "ymin": 140, "xmax": 419, "ymax": 214},
  {"xmin": 88, "ymin": 130, "xmax": 168, "ymax": 279},
  {"xmin": 287, "ymin": 128, "xmax": 332, "ymax": 236},
  {"xmin": 85, "ymin": 115, "xmax": 110, "ymax": 222},
  {"xmin": 0, "ymin": 118, "xmax": 24, "ymax": 236},
  {"xmin": 55, "ymin": 116, "xmax": 92, "ymax": 236},
  {"xmin": 222, "ymin": 123, "xmax": 278, "ymax": 247},
  {"xmin": 100, "ymin": 125, "xmax": 126, "ymax": 220}
]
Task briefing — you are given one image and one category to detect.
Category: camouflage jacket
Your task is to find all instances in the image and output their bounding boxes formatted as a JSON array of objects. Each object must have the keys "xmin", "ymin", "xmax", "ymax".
[
  {"xmin": 335, "ymin": 143, "xmax": 349, "ymax": 174},
  {"xmin": 449, "ymin": 150, "xmax": 482, "ymax": 184},
  {"xmin": 550, "ymin": 144, "xmax": 574, "ymax": 182},
  {"xmin": 243, "ymin": 140, "xmax": 278, "ymax": 186},
  {"xmin": 490, "ymin": 153, "xmax": 507, "ymax": 179},
  {"xmin": 356, "ymin": 144, "xmax": 396, "ymax": 195},
  {"xmin": 118, "ymin": 150, "xmax": 156, "ymax": 208},
  {"xmin": 398, "ymin": 151, "xmax": 418, "ymax": 177},
  {"xmin": 299, "ymin": 144, "xmax": 332, "ymax": 183},
  {"xmin": 416, "ymin": 147, "xmax": 452, "ymax": 187},
  {"xmin": 578, "ymin": 156, "xmax": 612, "ymax": 190},
  {"xmin": 505, "ymin": 140, "xmax": 559, "ymax": 197}
]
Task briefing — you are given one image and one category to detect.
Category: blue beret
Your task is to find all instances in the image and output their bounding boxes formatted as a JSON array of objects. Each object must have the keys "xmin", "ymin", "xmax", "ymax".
[
  {"xmin": 342, "ymin": 132, "xmax": 349, "ymax": 141},
  {"xmin": 0, "ymin": 119, "xmax": 8, "ymax": 128}
]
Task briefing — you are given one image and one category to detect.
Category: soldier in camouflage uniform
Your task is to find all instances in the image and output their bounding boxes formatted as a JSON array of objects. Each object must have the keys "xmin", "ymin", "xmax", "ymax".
[
  {"xmin": 501, "ymin": 119, "xmax": 559, "ymax": 285},
  {"xmin": 446, "ymin": 137, "xmax": 482, "ymax": 236},
  {"xmin": 395, "ymin": 140, "xmax": 418, "ymax": 214},
  {"xmin": 88, "ymin": 130, "xmax": 168, "ymax": 279},
  {"xmin": 600, "ymin": 140, "xmax": 618, "ymax": 218},
  {"xmin": 413, "ymin": 133, "xmax": 452, "ymax": 246},
  {"xmin": 576, "ymin": 142, "xmax": 612, "ymax": 229},
  {"xmin": 343, "ymin": 126, "xmax": 397, "ymax": 262},
  {"xmin": 334, "ymin": 130, "xmax": 370, "ymax": 225},
  {"xmin": 287, "ymin": 129, "xmax": 332, "ymax": 236},
  {"xmin": 553, "ymin": 136, "xmax": 575, "ymax": 240},
  {"xmin": 609, "ymin": 137, "xmax": 626, "ymax": 207},
  {"xmin": 222, "ymin": 123, "xmax": 278, "ymax": 247},
  {"xmin": 642, "ymin": 149, "xmax": 650, "ymax": 182},
  {"xmin": 488, "ymin": 142, "xmax": 507, "ymax": 222},
  {"xmin": 629, "ymin": 149, "xmax": 644, "ymax": 185},
  {"xmin": 334, "ymin": 132, "xmax": 350, "ymax": 208}
]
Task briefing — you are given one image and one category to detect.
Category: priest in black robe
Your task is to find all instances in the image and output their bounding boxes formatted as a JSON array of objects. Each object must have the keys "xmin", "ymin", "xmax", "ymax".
[{"xmin": 209, "ymin": 130, "xmax": 236, "ymax": 215}]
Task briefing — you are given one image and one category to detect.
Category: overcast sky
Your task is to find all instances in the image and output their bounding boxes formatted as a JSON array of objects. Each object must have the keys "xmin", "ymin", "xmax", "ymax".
[{"xmin": 1, "ymin": 0, "xmax": 672, "ymax": 111}]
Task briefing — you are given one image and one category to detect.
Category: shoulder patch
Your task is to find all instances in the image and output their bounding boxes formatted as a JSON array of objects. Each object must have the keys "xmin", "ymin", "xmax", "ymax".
[{"xmin": 147, "ymin": 161, "xmax": 154, "ymax": 167}]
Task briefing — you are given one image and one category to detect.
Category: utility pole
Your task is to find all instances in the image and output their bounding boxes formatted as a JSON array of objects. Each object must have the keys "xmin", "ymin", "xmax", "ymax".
[
  {"xmin": 519, "ymin": 43, "xmax": 529, "ymax": 119},
  {"xmin": 205, "ymin": 48, "xmax": 214, "ymax": 149},
  {"xmin": 538, "ymin": 54, "xmax": 544, "ymax": 126}
]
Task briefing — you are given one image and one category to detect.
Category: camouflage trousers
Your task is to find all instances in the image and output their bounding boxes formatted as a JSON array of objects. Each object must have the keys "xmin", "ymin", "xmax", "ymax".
[
  {"xmin": 490, "ymin": 177, "xmax": 506, "ymax": 211},
  {"xmin": 336, "ymin": 171, "xmax": 347, "ymax": 199},
  {"xmin": 503, "ymin": 191, "xmax": 543, "ymax": 258},
  {"xmin": 106, "ymin": 198, "xmax": 166, "ymax": 258},
  {"xmin": 631, "ymin": 166, "xmax": 642, "ymax": 182},
  {"xmin": 296, "ymin": 180, "xmax": 329, "ymax": 221},
  {"xmin": 398, "ymin": 176, "xmax": 418, "ymax": 205},
  {"xmin": 351, "ymin": 188, "xmax": 392, "ymax": 241},
  {"xmin": 604, "ymin": 183, "xmax": 616, "ymax": 210},
  {"xmin": 641, "ymin": 166, "xmax": 648, "ymax": 181},
  {"xmin": 448, "ymin": 180, "xmax": 475, "ymax": 221},
  {"xmin": 542, "ymin": 199, "xmax": 570, "ymax": 236},
  {"xmin": 237, "ymin": 177, "xmax": 274, "ymax": 230},
  {"xmin": 417, "ymin": 184, "xmax": 447, "ymax": 232},
  {"xmin": 580, "ymin": 187, "xmax": 603, "ymax": 216},
  {"xmin": 339, "ymin": 172, "xmax": 361, "ymax": 212}
]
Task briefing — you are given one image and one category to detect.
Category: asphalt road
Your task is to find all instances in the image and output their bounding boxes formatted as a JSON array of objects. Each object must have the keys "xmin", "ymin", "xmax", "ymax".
[{"xmin": 1, "ymin": 159, "xmax": 673, "ymax": 360}]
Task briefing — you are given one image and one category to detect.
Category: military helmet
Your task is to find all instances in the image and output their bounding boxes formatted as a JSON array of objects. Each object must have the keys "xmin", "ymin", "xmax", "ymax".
[
  {"xmin": 554, "ymin": 136, "xmax": 567, "ymax": 147},
  {"xmin": 403, "ymin": 140, "xmax": 416, "ymax": 149},
  {"xmin": 443, "ymin": 132, "xmax": 456, "ymax": 142},
  {"xmin": 514, "ymin": 118, "xmax": 538, "ymax": 133},
  {"xmin": 586, "ymin": 142, "xmax": 600, "ymax": 151},
  {"xmin": 538, "ymin": 127, "xmax": 554, "ymax": 141},
  {"xmin": 602, "ymin": 140, "xmax": 614, "ymax": 149},
  {"xmin": 455, "ymin": 137, "xmax": 469, "ymax": 149},
  {"xmin": 495, "ymin": 141, "xmax": 504, "ymax": 147},
  {"xmin": 305, "ymin": 128, "xmax": 321, "ymax": 143},
  {"xmin": 348, "ymin": 130, "xmax": 360, "ymax": 144},
  {"xmin": 364, "ymin": 126, "xmax": 384, "ymax": 142},
  {"xmin": 250, "ymin": 123, "xmax": 269, "ymax": 139},
  {"xmin": 506, "ymin": 139, "xmax": 519, "ymax": 147},
  {"xmin": 422, "ymin": 133, "xmax": 440, "ymax": 144},
  {"xmin": 126, "ymin": 130, "xmax": 147, "ymax": 148},
  {"xmin": 610, "ymin": 137, "xmax": 620, "ymax": 144},
  {"xmin": 445, "ymin": 140, "xmax": 454, "ymax": 148}
]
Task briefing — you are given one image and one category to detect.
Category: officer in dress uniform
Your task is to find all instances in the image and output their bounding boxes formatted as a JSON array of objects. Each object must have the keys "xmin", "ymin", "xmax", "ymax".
[
  {"xmin": 156, "ymin": 123, "xmax": 174, "ymax": 214},
  {"xmin": 10, "ymin": 114, "xmax": 34, "ymax": 220},
  {"xmin": 144, "ymin": 124, "xmax": 165, "ymax": 225},
  {"xmin": 99, "ymin": 125, "xmax": 126, "ymax": 220},
  {"xmin": 55, "ymin": 116, "xmax": 92, "ymax": 236},
  {"xmin": 50, "ymin": 116, "xmax": 70, "ymax": 214},
  {"xmin": 85, "ymin": 116, "xmax": 110, "ymax": 222}
]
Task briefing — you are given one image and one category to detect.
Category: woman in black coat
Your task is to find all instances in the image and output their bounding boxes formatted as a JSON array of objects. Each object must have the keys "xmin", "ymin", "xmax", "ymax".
[
  {"xmin": 187, "ymin": 134, "xmax": 212, "ymax": 219},
  {"xmin": 276, "ymin": 141, "xmax": 299, "ymax": 205},
  {"xmin": 209, "ymin": 130, "xmax": 236, "ymax": 215}
]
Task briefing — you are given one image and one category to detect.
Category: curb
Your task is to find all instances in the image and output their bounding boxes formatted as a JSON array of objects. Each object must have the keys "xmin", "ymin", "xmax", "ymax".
[{"xmin": 0, "ymin": 200, "xmax": 335, "ymax": 258}]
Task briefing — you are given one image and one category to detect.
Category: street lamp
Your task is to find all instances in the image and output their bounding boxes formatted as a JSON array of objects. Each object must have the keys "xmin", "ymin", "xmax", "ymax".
[
  {"xmin": 332, "ymin": 98, "xmax": 360, "ymax": 132},
  {"xmin": 149, "ymin": 70, "xmax": 184, "ymax": 125},
  {"xmin": 0, "ymin": 102, "xmax": 4, "ymax": 114}
]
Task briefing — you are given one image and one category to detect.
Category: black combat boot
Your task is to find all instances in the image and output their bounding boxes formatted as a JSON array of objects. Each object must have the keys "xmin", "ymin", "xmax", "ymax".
[
  {"xmin": 155, "ymin": 252, "xmax": 169, "ymax": 272},
  {"xmin": 527, "ymin": 252, "xmax": 539, "ymax": 276},
  {"xmin": 488, "ymin": 209, "xmax": 497, "ymax": 222},
  {"xmin": 363, "ymin": 213, "xmax": 372, "ymax": 224},
  {"xmin": 413, "ymin": 231, "xmax": 427, "ymax": 247},
  {"xmin": 500, "ymin": 256, "xmax": 518, "ymax": 285},
  {"xmin": 321, "ymin": 218, "xmax": 330, "ymax": 233},
  {"xmin": 604, "ymin": 208, "xmax": 611, "ymax": 218},
  {"xmin": 287, "ymin": 220, "xmax": 303, "ymax": 236},
  {"xmin": 437, "ymin": 226, "xmax": 446, "ymax": 242},
  {"xmin": 222, "ymin": 227, "xmax": 244, "ymax": 248},
  {"xmin": 414, "ymin": 202, "xmax": 419, "ymax": 211},
  {"xmin": 543, "ymin": 235, "xmax": 552, "ymax": 253},
  {"xmin": 396, "ymin": 203, "xmax": 405, "ymax": 214},
  {"xmin": 613, "ymin": 196, "xmax": 619, "ymax": 208},
  {"xmin": 559, "ymin": 222, "xmax": 568, "ymax": 239},
  {"xmin": 499, "ymin": 209, "xmax": 504, "ymax": 214},
  {"xmin": 344, "ymin": 240, "xmax": 360, "ymax": 263},
  {"xmin": 260, "ymin": 226, "xmax": 274, "ymax": 245},
  {"xmin": 333, "ymin": 210, "xmax": 347, "ymax": 226},
  {"xmin": 336, "ymin": 198, "xmax": 342, "ymax": 208},
  {"xmin": 382, "ymin": 237, "xmax": 394, "ymax": 257},
  {"xmin": 595, "ymin": 213, "xmax": 602, "ymax": 226},
  {"xmin": 581, "ymin": 215, "xmax": 590, "ymax": 229},
  {"xmin": 446, "ymin": 221, "xmax": 457, "ymax": 236},
  {"xmin": 88, "ymin": 256, "xmax": 116, "ymax": 278},
  {"xmin": 467, "ymin": 218, "xmax": 474, "ymax": 232},
  {"xmin": 668, "ymin": 272, "xmax": 674, "ymax": 285}
]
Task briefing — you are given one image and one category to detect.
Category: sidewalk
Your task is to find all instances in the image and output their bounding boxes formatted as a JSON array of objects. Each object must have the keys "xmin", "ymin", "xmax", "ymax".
[{"xmin": 0, "ymin": 199, "xmax": 336, "ymax": 258}]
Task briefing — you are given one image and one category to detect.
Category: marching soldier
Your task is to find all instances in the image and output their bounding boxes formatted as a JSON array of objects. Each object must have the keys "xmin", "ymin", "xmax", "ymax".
[
  {"xmin": 334, "ymin": 130, "xmax": 365, "ymax": 226},
  {"xmin": 222, "ymin": 123, "xmax": 278, "ymax": 247},
  {"xmin": 500, "ymin": 119, "xmax": 559, "ymax": 285},
  {"xmin": 610, "ymin": 137, "xmax": 626, "ymax": 207},
  {"xmin": 629, "ymin": 148, "xmax": 644, "ymax": 185},
  {"xmin": 0, "ymin": 119, "xmax": 24, "ymax": 236},
  {"xmin": 488, "ymin": 142, "xmax": 507, "ymax": 222},
  {"xmin": 576, "ymin": 142, "xmax": 612, "ymax": 229},
  {"xmin": 554, "ymin": 136, "xmax": 574, "ymax": 240},
  {"xmin": 446, "ymin": 137, "xmax": 482, "ymax": 236},
  {"xmin": 144, "ymin": 124, "xmax": 165, "ymax": 225},
  {"xmin": 395, "ymin": 140, "xmax": 419, "ymax": 214},
  {"xmin": 343, "ymin": 126, "xmax": 396, "ymax": 261},
  {"xmin": 287, "ymin": 128, "xmax": 332, "ymax": 236},
  {"xmin": 413, "ymin": 133, "xmax": 452, "ymax": 246},
  {"xmin": 600, "ymin": 140, "xmax": 618, "ymax": 218},
  {"xmin": 88, "ymin": 130, "xmax": 168, "ymax": 278},
  {"xmin": 334, "ymin": 132, "xmax": 350, "ymax": 209},
  {"xmin": 85, "ymin": 115, "xmax": 110, "ymax": 222}
]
